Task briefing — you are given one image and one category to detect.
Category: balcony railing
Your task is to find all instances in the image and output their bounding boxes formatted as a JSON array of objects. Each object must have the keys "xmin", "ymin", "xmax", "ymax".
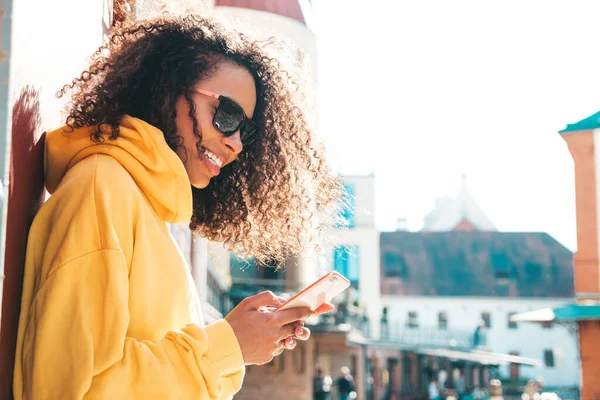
[
  {"xmin": 379, "ymin": 322, "xmax": 477, "ymax": 349},
  {"xmin": 317, "ymin": 305, "xmax": 483, "ymax": 350}
]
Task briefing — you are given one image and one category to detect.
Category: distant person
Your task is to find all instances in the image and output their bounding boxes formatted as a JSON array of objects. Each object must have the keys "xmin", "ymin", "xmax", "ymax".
[
  {"xmin": 313, "ymin": 368, "xmax": 333, "ymax": 400},
  {"xmin": 472, "ymin": 385, "xmax": 484, "ymax": 400},
  {"xmin": 456, "ymin": 372, "xmax": 466, "ymax": 399},
  {"xmin": 522, "ymin": 380, "xmax": 540, "ymax": 400},
  {"xmin": 462, "ymin": 388, "xmax": 475, "ymax": 400},
  {"xmin": 535, "ymin": 377, "xmax": 545, "ymax": 393},
  {"xmin": 473, "ymin": 319, "xmax": 488, "ymax": 347},
  {"xmin": 429, "ymin": 378, "xmax": 441, "ymax": 400},
  {"xmin": 384, "ymin": 391, "xmax": 399, "ymax": 400},
  {"xmin": 336, "ymin": 366, "xmax": 356, "ymax": 400},
  {"xmin": 489, "ymin": 379, "xmax": 503, "ymax": 400}
]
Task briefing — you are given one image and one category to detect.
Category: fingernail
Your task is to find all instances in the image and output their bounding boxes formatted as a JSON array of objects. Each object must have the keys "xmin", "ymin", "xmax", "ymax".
[
  {"xmin": 295, "ymin": 327, "xmax": 304, "ymax": 336},
  {"xmin": 288, "ymin": 338, "xmax": 296, "ymax": 346}
]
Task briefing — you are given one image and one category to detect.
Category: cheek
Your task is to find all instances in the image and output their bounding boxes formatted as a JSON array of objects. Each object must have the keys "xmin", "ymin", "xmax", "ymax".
[{"xmin": 197, "ymin": 113, "xmax": 220, "ymax": 143}]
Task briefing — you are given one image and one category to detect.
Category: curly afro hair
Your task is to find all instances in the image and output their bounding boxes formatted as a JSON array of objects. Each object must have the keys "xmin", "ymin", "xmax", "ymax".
[{"xmin": 58, "ymin": 13, "xmax": 343, "ymax": 264}]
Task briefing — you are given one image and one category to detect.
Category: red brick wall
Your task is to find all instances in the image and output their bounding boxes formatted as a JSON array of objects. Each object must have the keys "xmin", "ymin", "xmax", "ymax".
[
  {"xmin": 578, "ymin": 320, "xmax": 600, "ymax": 399},
  {"xmin": 563, "ymin": 130, "xmax": 600, "ymax": 293},
  {"xmin": 562, "ymin": 129, "xmax": 600, "ymax": 399},
  {"xmin": 235, "ymin": 341, "xmax": 315, "ymax": 400}
]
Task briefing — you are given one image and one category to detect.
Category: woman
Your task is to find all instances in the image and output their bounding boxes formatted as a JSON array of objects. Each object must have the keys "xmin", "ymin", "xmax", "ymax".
[{"xmin": 13, "ymin": 14, "xmax": 341, "ymax": 400}]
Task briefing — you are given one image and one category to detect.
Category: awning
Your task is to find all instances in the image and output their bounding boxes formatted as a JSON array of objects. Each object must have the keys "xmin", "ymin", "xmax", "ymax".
[
  {"xmin": 417, "ymin": 348, "xmax": 544, "ymax": 367},
  {"xmin": 346, "ymin": 336, "xmax": 544, "ymax": 367},
  {"xmin": 511, "ymin": 302, "xmax": 600, "ymax": 323}
]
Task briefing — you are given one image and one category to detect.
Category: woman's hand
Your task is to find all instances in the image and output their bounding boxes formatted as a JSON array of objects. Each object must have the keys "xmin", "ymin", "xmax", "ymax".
[
  {"xmin": 279, "ymin": 302, "xmax": 335, "ymax": 351},
  {"xmin": 225, "ymin": 291, "xmax": 313, "ymax": 365}
]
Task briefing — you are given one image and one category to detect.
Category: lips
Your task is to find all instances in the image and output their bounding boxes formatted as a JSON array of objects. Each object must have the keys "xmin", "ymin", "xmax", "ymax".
[{"xmin": 199, "ymin": 147, "xmax": 223, "ymax": 176}]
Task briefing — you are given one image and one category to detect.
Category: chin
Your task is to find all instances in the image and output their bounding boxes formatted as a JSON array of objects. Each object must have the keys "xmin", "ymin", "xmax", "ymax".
[{"xmin": 191, "ymin": 180, "xmax": 210, "ymax": 189}]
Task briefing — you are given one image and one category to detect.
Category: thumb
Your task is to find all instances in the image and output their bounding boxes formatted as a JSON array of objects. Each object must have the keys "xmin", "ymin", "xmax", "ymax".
[{"xmin": 243, "ymin": 291, "xmax": 286, "ymax": 310}]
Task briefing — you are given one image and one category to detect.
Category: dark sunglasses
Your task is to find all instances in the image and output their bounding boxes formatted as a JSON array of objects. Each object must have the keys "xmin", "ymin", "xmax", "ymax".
[{"xmin": 196, "ymin": 88, "xmax": 258, "ymax": 147}]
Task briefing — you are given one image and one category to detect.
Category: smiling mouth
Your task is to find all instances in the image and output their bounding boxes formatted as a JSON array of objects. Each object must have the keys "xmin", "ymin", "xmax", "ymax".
[{"xmin": 201, "ymin": 147, "xmax": 224, "ymax": 168}]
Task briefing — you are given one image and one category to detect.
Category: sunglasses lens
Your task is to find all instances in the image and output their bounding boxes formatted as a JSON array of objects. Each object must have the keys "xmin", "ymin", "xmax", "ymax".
[
  {"xmin": 215, "ymin": 99, "xmax": 245, "ymax": 134},
  {"xmin": 241, "ymin": 121, "xmax": 258, "ymax": 146}
]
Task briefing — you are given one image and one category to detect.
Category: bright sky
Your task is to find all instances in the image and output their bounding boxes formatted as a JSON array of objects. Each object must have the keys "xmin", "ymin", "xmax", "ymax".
[{"xmin": 312, "ymin": 0, "xmax": 600, "ymax": 251}]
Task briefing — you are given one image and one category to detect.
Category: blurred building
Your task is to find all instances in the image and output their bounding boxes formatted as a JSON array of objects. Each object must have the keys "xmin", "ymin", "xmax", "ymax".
[
  {"xmin": 323, "ymin": 176, "xmax": 557, "ymax": 400},
  {"xmin": 512, "ymin": 112, "xmax": 600, "ymax": 400},
  {"xmin": 381, "ymin": 179, "xmax": 579, "ymax": 391},
  {"xmin": 380, "ymin": 230, "xmax": 579, "ymax": 388},
  {"xmin": 422, "ymin": 174, "xmax": 496, "ymax": 232}
]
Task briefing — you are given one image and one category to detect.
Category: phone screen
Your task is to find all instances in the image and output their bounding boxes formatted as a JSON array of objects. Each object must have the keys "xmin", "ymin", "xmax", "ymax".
[{"xmin": 275, "ymin": 272, "xmax": 351, "ymax": 312}]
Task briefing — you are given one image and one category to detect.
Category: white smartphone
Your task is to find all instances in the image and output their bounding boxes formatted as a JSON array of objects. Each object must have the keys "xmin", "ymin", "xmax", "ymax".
[{"xmin": 274, "ymin": 271, "xmax": 351, "ymax": 312}]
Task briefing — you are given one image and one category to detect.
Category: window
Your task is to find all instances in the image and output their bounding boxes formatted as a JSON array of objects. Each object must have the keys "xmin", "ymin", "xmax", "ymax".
[
  {"xmin": 494, "ymin": 269, "xmax": 510, "ymax": 279},
  {"xmin": 491, "ymin": 250, "xmax": 511, "ymax": 279},
  {"xmin": 507, "ymin": 312, "xmax": 518, "ymax": 329},
  {"xmin": 542, "ymin": 321, "xmax": 554, "ymax": 329},
  {"xmin": 334, "ymin": 246, "xmax": 360, "ymax": 289},
  {"xmin": 383, "ymin": 252, "xmax": 408, "ymax": 278},
  {"xmin": 230, "ymin": 255, "xmax": 283, "ymax": 282},
  {"xmin": 337, "ymin": 184, "xmax": 356, "ymax": 228},
  {"xmin": 438, "ymin": 312, "xmax": 448, "ymax": 330},
  {"xmin": 408, "ymin": 311, "xmax": 418, "ymax": 328},
  {"xmin": 544, "ymin": 349, "xmax": 555, "ymax": 368},
  {"xmin": 481, "ymin": 312, "xmax": 491, "ymax": 328}
]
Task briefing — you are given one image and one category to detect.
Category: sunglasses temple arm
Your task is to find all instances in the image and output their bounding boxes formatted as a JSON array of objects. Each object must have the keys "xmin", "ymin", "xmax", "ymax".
[{"xmin": 196, "ymin": 89, "xmax": 221, "ymax": 100}]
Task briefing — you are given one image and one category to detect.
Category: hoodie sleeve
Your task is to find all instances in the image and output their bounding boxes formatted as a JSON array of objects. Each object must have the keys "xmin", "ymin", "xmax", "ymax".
[{"xmin": 19, "ymin": 249, "xmax": 245, "ymax": 400}]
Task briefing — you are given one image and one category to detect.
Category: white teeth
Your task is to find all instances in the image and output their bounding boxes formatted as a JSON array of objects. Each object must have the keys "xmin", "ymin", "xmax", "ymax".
[{"xmin": 203, "ymin": 149, "xmax": 223, "ymax": 168}]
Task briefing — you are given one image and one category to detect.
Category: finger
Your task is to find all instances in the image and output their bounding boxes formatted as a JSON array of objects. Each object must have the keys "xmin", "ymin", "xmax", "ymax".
[
  {"xmin": 275, "ymin": 306, "xmax": 312, "ymax": 325},
  {"xmin": 312, "ymin": 302, "xmax": 335, "ymax": 316},
  {"xmin": 280, "ymin": 321, "xmax": 301, "ymax": 340},
  {"xmin": 284, "ymin": 336, "xmax": 297, "ymax": 350},
  {"xmin": 273, "ymin": 343, "xmax": 285, "ymax": 357},
  {"xmin": 243, "ymin": 291, "xmax": 287, "ymax": 310},
  {"xmin": 294, "ymin": 325, "xmax": 311, "ymax": 341}
]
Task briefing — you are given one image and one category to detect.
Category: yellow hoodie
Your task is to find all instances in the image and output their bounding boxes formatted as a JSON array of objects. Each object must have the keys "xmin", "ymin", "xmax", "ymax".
[{"xmin": 13, "ymin": 116, "xmax": 245, "ymax": 399}]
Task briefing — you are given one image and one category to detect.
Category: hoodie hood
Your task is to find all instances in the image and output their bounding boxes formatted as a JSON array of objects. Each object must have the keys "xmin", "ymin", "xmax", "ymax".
[{"xmin": 45, "ymin": 115, "xmax": 192, "ymax": 224}]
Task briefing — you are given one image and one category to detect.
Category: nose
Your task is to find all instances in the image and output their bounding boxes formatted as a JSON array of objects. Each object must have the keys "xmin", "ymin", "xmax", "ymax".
[{"xmin": 221, "ymin": 131, "xmax": 243, "ymax": 155}]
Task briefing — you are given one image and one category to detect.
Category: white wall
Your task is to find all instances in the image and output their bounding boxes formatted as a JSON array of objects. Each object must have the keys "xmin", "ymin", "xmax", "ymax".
[
  {"xmin": 381, "ymin": 295, "xmax": 580, "ymax": 387},
  {"xmin": 324, "ymin": 175, "xmax": 381, "ymax": 334},
  {"xmin": 342, "ymin": 175, "xmax": 376, "ymax": 228}
]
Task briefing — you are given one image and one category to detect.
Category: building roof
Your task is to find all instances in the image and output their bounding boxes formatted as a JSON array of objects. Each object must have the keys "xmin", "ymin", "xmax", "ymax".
[
  {"xmin": 380, "ymin": 231, "xmax": 574, "ymax": 298},
  {"xmin": 559, "ymin": 111, "xmax": 600, "ymax": 134},
  {"xmin": 215, "ymin": 0, "xmax": 307, "ymax": 24},
  {"xmin": 511, "ymin": 302, "xmax": 600, "ymax": 323}
]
